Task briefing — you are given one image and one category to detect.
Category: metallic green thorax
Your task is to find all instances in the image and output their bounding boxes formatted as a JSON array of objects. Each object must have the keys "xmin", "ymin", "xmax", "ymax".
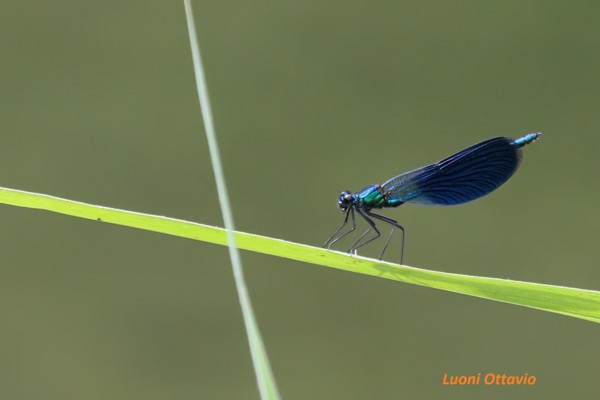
[{"xmin": 354, "ymin": 184, "xmax": 402, "ymax": 209}]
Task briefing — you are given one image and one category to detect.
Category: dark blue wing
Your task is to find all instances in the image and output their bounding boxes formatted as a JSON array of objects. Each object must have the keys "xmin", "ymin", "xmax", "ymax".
[{"xmin": 381, "ymin": 137, "xmax": 524, "ymax": 206}]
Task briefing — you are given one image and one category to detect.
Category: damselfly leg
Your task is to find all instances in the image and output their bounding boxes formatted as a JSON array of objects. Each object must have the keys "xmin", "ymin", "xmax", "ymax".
[
  {"xmin": 324, "ymin": 207, "xmax": 356, "ymax": 248},
  {"xmin": 366, "ymin": 211, "xmax": 405, "ymax": 263},
  {"xmin": 347, "ymin": 209, "xmax": 405, "ymax": 263}
]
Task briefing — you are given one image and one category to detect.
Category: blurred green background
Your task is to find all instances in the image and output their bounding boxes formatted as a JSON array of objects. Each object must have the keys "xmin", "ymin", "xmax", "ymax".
[{"xmin": 1, "ymin": 1, "xmax": 598, "ymax": 399}]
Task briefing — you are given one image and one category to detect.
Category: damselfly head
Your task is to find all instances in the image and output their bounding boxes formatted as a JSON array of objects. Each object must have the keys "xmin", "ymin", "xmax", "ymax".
[{"xmin": 338, "ymin": 191, "xmax": 354, "ymax": 212}]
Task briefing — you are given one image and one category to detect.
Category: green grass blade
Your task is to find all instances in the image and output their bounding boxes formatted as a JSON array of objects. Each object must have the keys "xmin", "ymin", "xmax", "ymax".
[
  {"xmin": 182, "ymin": 0, "xmax": 279, "ymax": 398},
  {"xmin": 1, "ymin": 186, "xmax": 599, "ymax": 324}
]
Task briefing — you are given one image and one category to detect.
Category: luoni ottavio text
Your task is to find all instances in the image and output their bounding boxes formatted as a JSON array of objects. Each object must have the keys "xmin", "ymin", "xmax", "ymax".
[{"xmin": 442, "ymin": 372, "xmax": 536, "ymax": 386}]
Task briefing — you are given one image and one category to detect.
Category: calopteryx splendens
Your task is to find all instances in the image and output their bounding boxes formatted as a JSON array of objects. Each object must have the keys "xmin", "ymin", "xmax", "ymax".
[{"xmin": 324, "ymin": 132, "xmax": 542, "ymax": 263}]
